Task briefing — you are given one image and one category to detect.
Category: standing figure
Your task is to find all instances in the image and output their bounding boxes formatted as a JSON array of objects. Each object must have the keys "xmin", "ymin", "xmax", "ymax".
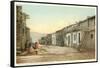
[
  {"xmin": 34, "ymin": 42, "xmax": 39, "ymax": 55},
  {"xmin": 27, "ymin": 42, "xmax": 32, "ymax": 54}
]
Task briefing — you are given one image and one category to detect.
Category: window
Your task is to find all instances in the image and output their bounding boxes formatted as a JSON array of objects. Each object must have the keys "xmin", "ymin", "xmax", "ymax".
[
  {"xmin": 68, "ymin": 35, "xmax": 70, "ymax": 45},
  {"xmin": 78, "ymin": 33, "xmax": 80, "ymax": 43},
  {"xmin": 22, "ymin": 28, "xmax": 25, "ymax": 33},
  {"xmin": 91, "ymin": 34, "xmax": 93, "ymax": 39}
]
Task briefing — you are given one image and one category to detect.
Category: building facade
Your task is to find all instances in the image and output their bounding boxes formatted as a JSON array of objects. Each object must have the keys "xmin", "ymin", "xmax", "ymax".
[
  {"xmin": 52, "ymin": 33, "xmax": 56, "ymax": 45},
  {"xmin": 39, "ymin": 36, "xmax": 47, "ymax": 45},
  {"xmin": 16, "ymin": 6, "xmax": 31, "ymax": 54},
  {"xmin": 56, "ymin": 29, "xmax": 64, "ymax": 46},
  {"xmin": 78, "ymin": 16, "xmax": 96, "ymax": 50},
  {"xmin": 64, "ymin": 16, "xmax": 96, "ymax": 50},
  {"xmin": 64, "ymin": 24, "xmax": 81, "ymax": 48},
  {"xmin": 25, "ymin": 27, "xmax": 31, "ymax": 50}
]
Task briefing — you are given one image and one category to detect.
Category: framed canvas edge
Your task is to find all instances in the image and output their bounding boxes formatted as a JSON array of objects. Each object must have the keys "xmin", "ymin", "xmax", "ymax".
[
  {"xmin": 10, "ymin": 1, "xmax": 98, "ymax": 67},
  {"xmin": 10, "ymin": 1, "xmax": 15, "ymax": 67}
]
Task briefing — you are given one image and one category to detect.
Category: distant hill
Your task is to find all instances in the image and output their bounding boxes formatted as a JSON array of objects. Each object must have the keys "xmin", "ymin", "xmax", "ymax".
[{"xmin": 30, "ymin": 32, "xmax": 46, "ymax": 43}]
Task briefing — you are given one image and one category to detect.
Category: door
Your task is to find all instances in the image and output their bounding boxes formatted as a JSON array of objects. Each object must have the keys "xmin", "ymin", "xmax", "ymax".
[{"xmin": 68, "ymin": 35, "xmax": 71, "ymax": 46}]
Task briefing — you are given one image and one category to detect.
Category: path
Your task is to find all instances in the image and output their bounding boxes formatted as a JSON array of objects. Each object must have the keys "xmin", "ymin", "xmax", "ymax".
[{"xmin": 16, "ymin": 45, "xmax": 95, "ymax": 64}]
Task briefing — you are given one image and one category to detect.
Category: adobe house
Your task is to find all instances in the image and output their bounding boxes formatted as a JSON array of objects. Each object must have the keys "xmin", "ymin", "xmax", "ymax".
[
  {"xmin": 78, "ymin": 16, "xmax": 96, "ymax": 51},
  {"xmin": 64, "ymin": 16, "xmax": 96, "ymax": 51},
  {"xmin": 39, "ymin": 36, "xmax": 47, "ymax": 45}
]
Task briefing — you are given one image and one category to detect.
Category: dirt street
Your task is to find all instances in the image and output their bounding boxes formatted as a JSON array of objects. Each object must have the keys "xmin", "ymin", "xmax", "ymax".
[{"xmin": 16, "ymin": 45, "xmax": 95, "ymax": 64}]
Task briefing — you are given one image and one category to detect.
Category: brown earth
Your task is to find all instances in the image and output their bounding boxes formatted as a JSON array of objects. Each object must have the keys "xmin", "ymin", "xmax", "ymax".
[{"xmin": 16, "ymin": 45, "xmax": 96, "ymax": 64}]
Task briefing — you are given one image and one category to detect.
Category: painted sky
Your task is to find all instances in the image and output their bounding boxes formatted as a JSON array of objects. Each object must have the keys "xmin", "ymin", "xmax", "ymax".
[{"xmin": 21, "ymin": 3, "xmax": 96, "ymax": 34}]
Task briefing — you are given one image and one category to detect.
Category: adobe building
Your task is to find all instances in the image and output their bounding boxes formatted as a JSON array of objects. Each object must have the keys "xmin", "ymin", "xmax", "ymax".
[
  {"xmin": 63, "ymin": 24, "xmax": 81, "ymax": 48},
  {"xmin": 63, "ymin": 16, "xmax": 96, "ymax": 51},
  {"xmin": 78, "ymin": 16, "xmax": 96, "ymax": 51},
  {"xmin": 56, "ymin": 29, "xmax": 64, "ymax": 46},
  {"xmin": 16, "ymin": 6, "xmax": 31, "ymax": 54},
  {"xmin": 39, "ymin": 36, "xmax": 47, "ymax": 45}
]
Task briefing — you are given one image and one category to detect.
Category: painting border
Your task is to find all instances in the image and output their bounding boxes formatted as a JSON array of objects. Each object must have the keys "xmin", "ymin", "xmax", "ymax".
[{"xmin": 10, "ymin": 1, "xmax": 98, "ymax": 67}]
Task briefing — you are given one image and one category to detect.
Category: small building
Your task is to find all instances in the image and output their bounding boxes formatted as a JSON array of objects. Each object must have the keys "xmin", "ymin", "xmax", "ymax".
[
  {"xmin": 39, "ymin": 36, "xmax": 47, "ymax": 45},
  {"xmin": 46, "ymin": 34, "xmax": 52, "ymax": 45}
]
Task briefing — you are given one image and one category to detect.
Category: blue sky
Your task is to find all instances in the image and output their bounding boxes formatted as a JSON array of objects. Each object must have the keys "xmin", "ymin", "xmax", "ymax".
[{"xmin": 20, "ymin": 3, "xmax": 96, "ymax": 34}]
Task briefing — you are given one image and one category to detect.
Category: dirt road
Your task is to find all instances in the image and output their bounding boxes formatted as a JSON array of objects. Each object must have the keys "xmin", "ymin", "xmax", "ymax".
[{"xmin": 16, "ymin": 45, "xmax": 95, "ymax": 64}]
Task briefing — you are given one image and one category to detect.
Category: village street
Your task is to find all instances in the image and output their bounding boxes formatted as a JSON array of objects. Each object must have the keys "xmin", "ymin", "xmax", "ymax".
[{"xmin": 16, "ymin": 45, "xmax": 95, "ymax": 64}]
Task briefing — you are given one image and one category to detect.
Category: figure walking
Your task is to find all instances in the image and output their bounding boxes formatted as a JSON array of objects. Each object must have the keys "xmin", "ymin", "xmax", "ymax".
[{"xmin": 34, "ymin": 42, "xmax": 39, "ymax": 55}]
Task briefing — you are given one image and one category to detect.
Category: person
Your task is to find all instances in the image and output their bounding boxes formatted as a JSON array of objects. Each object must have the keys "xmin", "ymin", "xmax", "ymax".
[
  {"xmin": 28, "ymin": 42, "xmax": 32, "ymax": 54},
  {"xmin": 34, "ymin": 42, "xmax": 39, "ymax": 55}
]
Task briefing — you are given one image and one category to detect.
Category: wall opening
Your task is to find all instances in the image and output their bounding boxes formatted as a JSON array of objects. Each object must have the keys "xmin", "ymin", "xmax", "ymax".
[
  {"xmin": 78, "ymin": 33, "xmax": 80, "ymax": 43},
  {"xmin": 91, "ymin": 34, "xmax": 93, "ymax": 39}
]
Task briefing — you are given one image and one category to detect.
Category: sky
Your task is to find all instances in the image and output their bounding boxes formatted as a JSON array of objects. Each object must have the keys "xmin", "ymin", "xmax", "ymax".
[{"xmin": 19, "ymin": 3, "xmax": 96, "ymax": 34}]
